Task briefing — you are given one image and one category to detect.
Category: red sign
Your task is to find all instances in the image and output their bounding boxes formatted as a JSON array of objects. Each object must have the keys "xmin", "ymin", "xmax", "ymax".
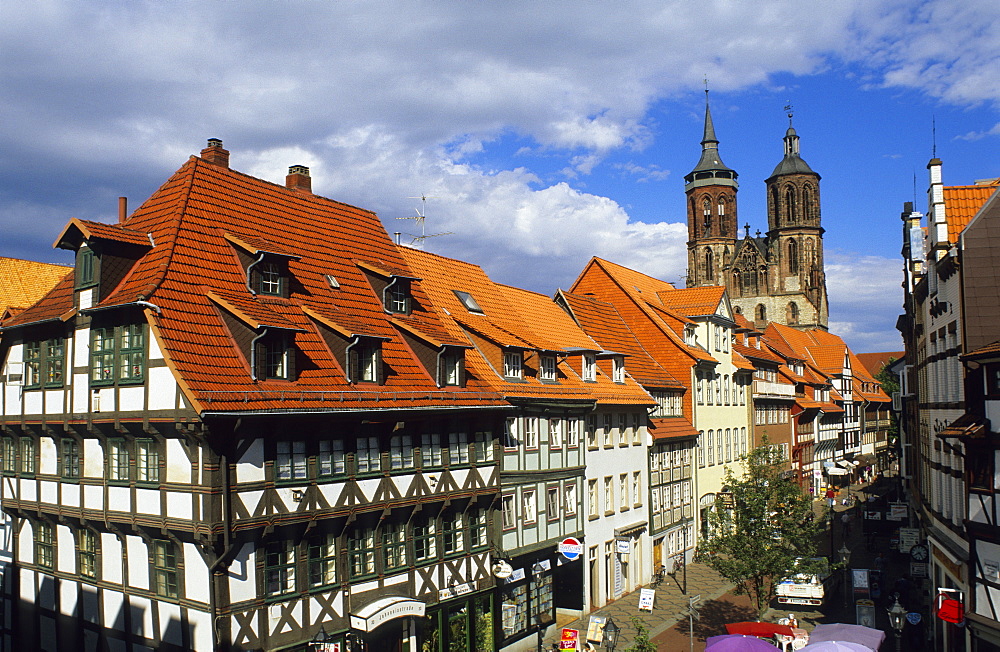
[
  {"xmin": 937, "ymin": 595, "xmax": 965, "ymax": 624},
  {"xmin": 558, "ymin": 538, "xmax": 583, "ymax": 560},
  {"xmin": 560, "ymin": 628, "xmax": 580, "ymax": 650}
]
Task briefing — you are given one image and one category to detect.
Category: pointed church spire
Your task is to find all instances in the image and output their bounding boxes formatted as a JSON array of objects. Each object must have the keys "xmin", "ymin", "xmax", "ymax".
[{"xmin": 685, "ymin": 88, "xmax": 737, "ymax": 190}]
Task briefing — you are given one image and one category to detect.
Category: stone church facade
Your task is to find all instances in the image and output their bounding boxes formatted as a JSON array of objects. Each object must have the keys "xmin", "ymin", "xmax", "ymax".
[{"xmin": 684, "ymin": 94, "xmax": 829, "ymax": 331}]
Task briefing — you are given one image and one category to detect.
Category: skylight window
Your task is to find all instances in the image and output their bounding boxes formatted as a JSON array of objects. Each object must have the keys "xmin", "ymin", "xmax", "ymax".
[
  {"xmin": 453, "ymin": 290, "xmax": 483, "ymax": 314},
  {"xmin": 325, "ymin": 275, "xmax": 340, "ymax": 289}
]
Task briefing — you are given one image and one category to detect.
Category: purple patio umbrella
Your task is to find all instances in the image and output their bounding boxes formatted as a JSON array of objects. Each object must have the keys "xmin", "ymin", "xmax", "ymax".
[
  {"xmin": 807, "ymin": 623, "xmax": 885, "ymax": 651},
  {"xmin": 800, "ymin": 642, "xmax": 872, "ymax": 652},
  {"xmin": 705, "ymin": 633, "xmax": 779, "ymax": 651}
]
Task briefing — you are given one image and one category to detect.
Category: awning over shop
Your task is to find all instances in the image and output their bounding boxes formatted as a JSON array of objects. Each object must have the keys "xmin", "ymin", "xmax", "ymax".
[
  {"xmin": 837, "ymin": 459, "xmax": 857, "ymax": 469},
  {"xmin": 826, "ymin": 467, "xmax": 849, "ymax": 476},
  {"xmin": 350, "ymin": 597, "xmax": 426, "ymax": 633},
  {"xmin": 614, "ymin": 521, "xmax": 648, "ymax": 537},
  {"xmin": 852, "ymin": 453, "xmax": 876, "ymax": 466}
]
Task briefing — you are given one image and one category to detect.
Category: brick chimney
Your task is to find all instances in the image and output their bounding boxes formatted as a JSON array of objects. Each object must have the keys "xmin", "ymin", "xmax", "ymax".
[
  {"xmin": 201, "ymin": 138, "xmax": 230, "ymax": 167},
  {"xmin": 286, "ymin": 165, "xmax": 312, "ymax": 192}
]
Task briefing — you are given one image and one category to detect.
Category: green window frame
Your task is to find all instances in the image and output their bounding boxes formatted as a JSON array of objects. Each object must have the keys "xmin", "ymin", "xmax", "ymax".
[
  {"xmin": 20, "ymin": 437, "xmax": 35, "ymax": 475},
  {"xmin": 35, "ymin": 522, "xmax": 54, "ymax": 568},
  {"xmin": 382, "ymin": 522, "xmax": 407, "ymax": 572},
  {"xmin": 136, "ymin": 439, "xmax": 159, "ymax": 484},
  {"xmin": 107, "ymin": 438, "xmax": 130, "ymax": 482},
  {"xmin": 78, "ymin": 529, "xmax": 98, "ymax": 578},
  {"xmin": 2, "ymin": 438, "xmax": 16, "ymax": 474},
  {"xmin": 24, "ymin": 338, "xmax": 65, "ymax": 389},
  {"xmin": 308, "ymin": 534, "xmax": 336, "ymax": 589},
  {"xmin": 469, "ymin": 507, "xmax": 487, "ymax": 550},
  {"xmin": 413, "ymin": 516, "xmax": 437, "ymax": 564},
  {"xmin": 441, "ymin": 511, "xmax": 464, "ymax": 556},
  {"xmin": 348, "ymin": 527, "xmax": 376, "ymax": 578},
  {"xmin": 265, "ymin": 540, "xmax": 297, "ymax": 596},
  {"xmin": 90, "ymin": 324, "xmax": 145, "ymax": 386},
  {"xmin": 317, "ymin": 439, "xmax": 345, "ymax": 478},
  {"xmin": 276, "ymin": 441, "xmax": 307, "ymax": 481},
  {"xmin": 153, "ymin": 540, "xmax": 179, "ymax": 599},
  {"xmin": 62, "ymin": 438, "xmax": 81, "ymax": 479}
]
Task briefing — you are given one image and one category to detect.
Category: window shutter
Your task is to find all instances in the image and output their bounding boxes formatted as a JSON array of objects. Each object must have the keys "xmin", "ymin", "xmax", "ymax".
[
  {"xmin": 349, "ymin": 348, "xmax": 359, "ymax": 383},
  {"xmin": 255, "ymin": 337, "xmax": 266, "ymax": 379},
  {"xmin": 285, "ymin": 337, "xmax": 297, "ymax": 380},
  {"xmin": 374, "ymin": 346, "xmax": 383, "ymax": 385}
]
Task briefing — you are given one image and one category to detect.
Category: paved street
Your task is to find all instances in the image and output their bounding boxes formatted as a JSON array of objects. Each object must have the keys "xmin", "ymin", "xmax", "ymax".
[{"xmin": 541, "ymin": 475, "xmax": 927, "ymax": 651}]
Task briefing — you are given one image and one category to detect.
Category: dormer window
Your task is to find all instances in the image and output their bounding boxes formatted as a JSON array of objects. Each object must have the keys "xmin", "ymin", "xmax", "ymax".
[
  {"xmin": 251, "ymin": 258, "xmax": 289, "ymax": 297},
  {"xmin": 613, "ymin": 356, "xmax": 625, "ymax": 383},
  {"xmin": 540, "ymin": 355, "xmax": 557, "ymax": 381},
  {"xmin": 582, "ymin": 354, "xmax": 596, "ymax": 381},
  {"xmin": 255, "ymin": 330, "xmax": 296, "ymax": 381},
  {"xmin": 439, "ymin": 349, "xmax": 464, "ymax": 387},
  {"xmin": 349, "ymin": 338, "xmax": 384, "ymax": 384},
  {"xmin": 504, "ymin": 351, "xmax": 523, "ymax": 379},
  {"xmin": 684, "ymin": 325, "xmax": 696, "ymax": 346},
  {"xmin": 384, "ymin": 277, "xmax": 411, "ymax": 314}
]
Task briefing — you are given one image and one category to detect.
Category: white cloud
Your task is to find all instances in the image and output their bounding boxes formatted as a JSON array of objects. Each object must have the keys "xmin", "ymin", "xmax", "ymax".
[
  {"xmin": 955, "ymin": 122, "xmax": 1000, "ymax": 141},
  {"xmin": 825, "ymin": 252, "xmax": 904, "ymax": 352}
]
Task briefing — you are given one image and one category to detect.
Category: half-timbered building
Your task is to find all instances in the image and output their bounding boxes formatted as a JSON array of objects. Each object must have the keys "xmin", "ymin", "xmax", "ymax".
[
  {"xmin": 397, "ymin": 248, "xmax": 655, "ymax": 646},
  {"xmin": 0, "ymin": 140, "xmax": 511, "ymax": 652}
]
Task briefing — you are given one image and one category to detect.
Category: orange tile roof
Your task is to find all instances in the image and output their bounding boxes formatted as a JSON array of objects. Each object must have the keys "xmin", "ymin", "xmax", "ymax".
[
  {"xmin": 0, "ymin": 257, "xmax": 72, "ymax": 319},
  {"xmin": 648, "ymin": 417, "xmax": 699, "ymax": 441},
  {"xmin": 11, "ymin": 153, "xmax": 510, "ymax": 413},
  {"xmin": 53, "ymin": 218, "xmax": 154, "ymax": 249},
  {"xmin": 855, "ymin": 351, "xmax": 903, "ymax": 378},
  {"xmin": 944, "ymin": 181, "xmax": 999, "ymax": 243},
  {"xmin": 399, "ymin": 247, "xmax": 653, "ymax": 406},
  {"xmin": 655, "ymin": 285, "xmax": 726, "ymax": 318}
]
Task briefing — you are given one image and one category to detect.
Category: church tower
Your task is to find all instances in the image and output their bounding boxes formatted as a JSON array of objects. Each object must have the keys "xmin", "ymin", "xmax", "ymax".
[
  {"xmin": 764, "ymin": 111, "xmax": 828, "ymax": 329},
  {"xmin": 685, "ymin": 91, "xmax": 738, "ymax": 287}
]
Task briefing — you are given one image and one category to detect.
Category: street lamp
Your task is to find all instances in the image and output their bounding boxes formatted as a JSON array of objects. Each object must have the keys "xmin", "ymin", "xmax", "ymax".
[
  {"xmin": 839, "ymin": 544, "xmax": 852, "ymax": 608},
  {"xmin": 310, "ymin": 627, "xmax": 332, "ymax": 652},
  {"xmin": 602, "ymin": 616, "xmax": 621, "ymax": 652},
  {"xmin": 887, "ymin": 596, "xmax": 907, "ymax": 652}
]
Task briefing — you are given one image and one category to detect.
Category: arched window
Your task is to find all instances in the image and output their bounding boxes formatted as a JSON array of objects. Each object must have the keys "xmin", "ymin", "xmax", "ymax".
[
  {"xmin": 784, "ymin": 187, "xmax": 796, "ymax": 224},
  {"xmin": 732, "ymin": 271, "xmax": 742, "ymax": 298},
  {"xmin": 702, "ymin": 198, "xmax": 712, "ymax": 234},
  {"xmin": 733, "ymin": 305, "xmax": 742, "ymax": 314},
  {"xmin": 756, "ymin": 304, "xmax": 767, "ymax": 322},
  {"xmin": 705, "ymin": 249, "xmax": 714, "ymax": 280},
  {"xmin": 802, "ymin": 185, "xmax": 815, "ymax": 222},
  {"xmin": 788, "ymin": 302, "xmax": 799, "ymax": 324},
  {"xmin": 788, "ymin": 239, "xmax": 798, "ymax": 274},
  {"xmin": 770, "ymin": 187, "xmax": 779, "ymax": 223}
]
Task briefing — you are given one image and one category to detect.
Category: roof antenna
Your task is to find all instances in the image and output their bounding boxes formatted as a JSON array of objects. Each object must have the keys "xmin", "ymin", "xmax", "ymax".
[
  {"xmin": 395, "ymin": 194, "xmax": 452, "ymax": 247},
  {"xmin": 912, "ymin": 172, "xmax": 917, "ymax": 207},
  {"xmin": 932, "ymin": 115, "xmax": 937, "ymax": 158}
]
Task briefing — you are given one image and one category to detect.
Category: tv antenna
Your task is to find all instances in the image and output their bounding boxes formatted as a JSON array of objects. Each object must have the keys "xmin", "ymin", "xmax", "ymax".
[{"xmin": 395, "ymin": 194, "xmax": 452, "ymax": 246}]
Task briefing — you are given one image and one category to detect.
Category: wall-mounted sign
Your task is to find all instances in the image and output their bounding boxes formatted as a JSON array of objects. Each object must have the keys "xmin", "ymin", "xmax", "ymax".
[
  {"xmin": 616, "ymin": 539, "xmax": 631, "ymax": 555},
  {"xmin": 492, "ymin": 560, "xmax": 513, "ymax": 579},
  {"xmin": 350, "ymin": 597, "xmax": 426, "ymax": 632},
  {"xmin": 558, "ymin": 537, "xmax": 583, "ymax": 561}
]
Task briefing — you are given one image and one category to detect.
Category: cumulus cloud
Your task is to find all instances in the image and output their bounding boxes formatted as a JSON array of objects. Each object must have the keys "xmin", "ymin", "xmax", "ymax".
[
  {"xmin": 825, "ymin": 251, "xmax": 905, "ymax": 352},
  {"xmin": 955, "ymin": 122, "xmax": 1000, "ymax": 141},
  {"xmin": 1, "ymin": 0, "xmax": 996, "ymax": 352}
]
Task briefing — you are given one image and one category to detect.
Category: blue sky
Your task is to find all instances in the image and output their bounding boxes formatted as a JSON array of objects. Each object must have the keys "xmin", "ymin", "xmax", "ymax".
[{"xmin": 2, "ymin": 1, "xmax": 998, "ymax": 352}]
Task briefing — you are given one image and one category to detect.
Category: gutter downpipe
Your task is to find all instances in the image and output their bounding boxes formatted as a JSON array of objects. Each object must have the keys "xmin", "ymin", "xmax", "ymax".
[
  {"xmin": 245, "ymin": 252, "xmax": 266, "ymax": 296},
  {"xmin": 344, "ymin": 335, "xmax": 361, "ymax": 383},
  {"xmin": 249, "ymin": 329, "xmax": 268, "ymax": 381}
]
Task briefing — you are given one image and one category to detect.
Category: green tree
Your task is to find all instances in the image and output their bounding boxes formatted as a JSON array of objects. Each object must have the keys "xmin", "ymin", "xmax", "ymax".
[
  {"xmin": 875, "ymin": 357, "xmax": 900, "ymax": 440},
  {"xmin": 695, "ymin": 439, "xmax": 824, "ymax": 619},
  {"xmin": 623, "ymin": 616, "xmax": 657, "ymax": 652}
]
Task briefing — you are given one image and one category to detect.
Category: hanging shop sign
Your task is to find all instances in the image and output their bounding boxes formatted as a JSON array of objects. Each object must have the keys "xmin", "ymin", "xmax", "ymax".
[{"xmin": 558, "ymin": 537, "xmax": 583, "ymax": 561}]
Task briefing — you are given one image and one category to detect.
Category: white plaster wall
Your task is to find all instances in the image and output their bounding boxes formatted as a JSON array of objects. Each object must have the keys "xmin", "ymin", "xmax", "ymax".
[
  {"xmin": 166, "ymin": 439, "xmax": 191, "ymax": 484},
  {"xmin": 102, "ymin": 533, "xmax": 123, "ymax": 584},
  {"xmin": 72, "ymin": 373, "xmax": 89, "ymax": 413},
  {"xmin": 148, "ymin": 367, "xmax": 176, "ymax": 410},
  {"xmin": 60, "ymin": 581, "xmax": 79, "ymax": 622},
  {"xmin": 119, "ymin": 386, "xmax": 144, "ymax": 412},
  {"xmin": 189, "ymin": 608, "xmax": 214, "ymax": 652},
  {"xmin": 127, "ymin": 535, "xmax": 149, "ymax": 591},
  {"xmin": 56, "ymin": 524, "xmax": 74, "ymax": 573},
  {"xmin": 40, "ymin": 479, "xmax": 58, "ymax": 506},
  {"xmin": 23, "ymin": 391, "xmax": 42, "ymax": 415},
  {"xmin": 62, "ymin": 482, "xmax": 80, "ymax": 508},
  {"xmin": 158, "ymin": 602, "xmax": 184, "ymax": 647},
  {"xmin": 39, "ymin": 436, "xmax": 58, "ymax": 474},
  {"xmin": 235, "ymin": 439, "xmax": 265, "ymax": 483},
  {"xmin": 135, "ymin": 488, "xmax": 160, "ymax": 515},
  {"xmin": 84, "ymin": 484, "xmax": 103, "ymax": 511},
  {"xmin": 83, "ymin": 439, "xmax": 103, "ymax": 478},
  {"xmin": 44, "ymin": 389, "xmax": 65, "ymax": 414},
  {"xmin": 227, "ymin": 542, "xmax": 256, "ymax": 603},
  {"xmin": 166, "ymin": 491, "xmax": 192, "ymax": 521},
  {"xmin": 184, "ymin": 542, "xmax": 209, "ymax": 604}
]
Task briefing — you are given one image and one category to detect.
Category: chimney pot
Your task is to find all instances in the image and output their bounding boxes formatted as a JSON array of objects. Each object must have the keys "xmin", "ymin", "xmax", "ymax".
[
  {"xmin": 201, "ymin": 138, "xmax": 230, "ymax": 168},
  {"xmin": 286, "ymin": 165, "xmax": 312, "ymax": 192},
  {"xmin": 118, "ymin": 197, "xmax": 128, "ymax": 223}
]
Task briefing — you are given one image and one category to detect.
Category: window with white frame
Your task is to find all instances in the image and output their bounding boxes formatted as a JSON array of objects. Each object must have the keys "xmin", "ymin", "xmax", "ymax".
[
  {"xmin": 355, "ymin": 436, "xmax": 380, "ymax": 474},
  {"xmin": 716, "ymin": 428, "xmax": 723, "ymax": 462},
  {"xmin": 136, "ymin": 439, "xmax": 159, "ymax": 483},
  {"xmin": 633, "ymin": 471, "xmax": 641, "ymax": 507},
  {"xmin": 309, "ymin": 534, "xmax": 338, "ymax": 587},
  {"xmin": 586, "ymin": 415, "xmax": 597, "ymax": 448},
  {"xmin": 618, "ymin": 413, "xmax": 628, "ymax": 446},
  {"xmin": 318, "ymin": 439, "xmax": 346, "ymax": 477},
  {"xmin": 632, "ymin": 412, "xmax": 642, "ymax": 444},
  {"xmin": 546, "ymin": 486, "xmax": 560, "ymax": 521},
  {"xmin": 469, "ymin": 507, "xmax": 488, "ymax": 549},
  {"xmin": 565, "ymin": 482, "xmax": 578, "ymax": 516},
  {"xmin": 504, "ymin": 418, "xmax": 518, "ymax": 449},
  {"xmin": 697, "ymin": 431, "xmax": 706, "ymax": 467},
  {"xmin": 524, "ymin": 417, "xmax": 539, "ymax": 449},
  {"xmin": 107, "ymin": 439, "xmax": 128, "ymax": 481},
  {"xmin": 707, "ymin": 430, "xmax": 715, "ymax": 465},
  {"xmin": 504, "ymin": 351, "xmax": 523, "ymax": 379},
  {"xmin": 390, "ymin": 434, "xmax": 415, "ymax": 470},
  {"xmin": 35, "ymin": 522, "xmax": 54, "ymax": 568},
  {"xmin": 414, "ymin": 515, "xmax": 438, "ymax": 562},
  {"xmin": 265, "ymin": 540, "xmax": 297, "ymax": 595},
  {"xmin": 540, "ymin": 355, "xmax": 557, "ymax": 381},
  {"xmin": 549, "ymin": 418, "xmax": 562, "ymax": 447},
  {"xmin": 567, "ymin": 418, "xmax": 581, "ymax": 448},
  {"xmin": 522, "ymin": 490, "xmax": 537, "ymax": 523},
  {"xmin": 473, "ymin": 430, "xmax": 493, "ymax": 463},
  {"xmin": 697, "ymin": 373, "xmax": 704, "ymax": 404},
  {"xmin": 582, "ymin": 354, "xmax": 596, "ymax": 381},
  {"xmin": 619, "ymin": 474, "xmax": 628, "ymax": 510},
  {"xmin": 588, "ymin": 479, "xmax": 598, "ymax": 518},
  {"xmin": 604, "ymin": 476, "xmax": 614, "ymax": 514},
  {"xmin": 613, "ymin": 357, "xmax": 625, "ymax": 383},
  {"xmin": 421, "ymin": 432, "xmax": 443, "ymax": 467},
  {"xmin": 448, "ymin": 431, "xmax": 469, "ymax": 465},
  {"xmin": 725, "ymin": 429, "xmax": 731, "ymax": 462},
  {"xmin": 603, "ymin": 414, "xmax": 613, "ymax": 447}
]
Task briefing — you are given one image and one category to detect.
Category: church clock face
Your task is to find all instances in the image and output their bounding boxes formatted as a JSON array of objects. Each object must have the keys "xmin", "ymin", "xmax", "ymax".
[{"xmin": 910, "ymin": 543, "xmax": 929, "ymax": 562}]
